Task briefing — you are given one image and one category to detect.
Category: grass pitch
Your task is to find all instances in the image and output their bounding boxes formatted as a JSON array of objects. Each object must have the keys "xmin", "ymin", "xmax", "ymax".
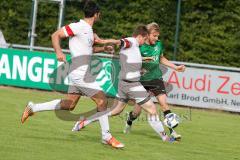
[{"xmin": 0, "ymin": 86, "xmax": 239, "ymax": 160}]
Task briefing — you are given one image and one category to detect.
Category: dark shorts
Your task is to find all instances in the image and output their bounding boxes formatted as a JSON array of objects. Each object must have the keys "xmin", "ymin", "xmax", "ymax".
[{"xmin": 140, "ymin": 79, "xmax": 167, "ymax": 96}]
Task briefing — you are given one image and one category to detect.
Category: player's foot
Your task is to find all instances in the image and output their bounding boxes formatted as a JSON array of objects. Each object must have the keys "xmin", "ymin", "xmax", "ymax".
[
  {"xmin": 102, "ymin": 136, "xmax": 124, "ymax": 148},
  {"xmin": 162, "ymin": 135, "xmax": 176, "ymax": 143},
  {"xmin": 160, "ymin": 132, "xmax": 177, "ymax": 143},
  {"xmin": 21, "ymin": 102, "xmax": 34, "ymax": 124},
  {"xmin": 171, "ymin": 131, "xmax": 181, "ymax": 141},
  {"xmin": 167, "ymin": 136, "xmax": 177, "ymax": 143},
  {"xmin": 72, "ymin": 119, "xmax": 86, "ymax": 131}
]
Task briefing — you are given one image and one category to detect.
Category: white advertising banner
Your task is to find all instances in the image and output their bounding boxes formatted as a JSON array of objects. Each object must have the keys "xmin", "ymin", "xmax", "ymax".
[{"xmin": 163, "ymin": 65, "xmax": 240, "ymax": 112}]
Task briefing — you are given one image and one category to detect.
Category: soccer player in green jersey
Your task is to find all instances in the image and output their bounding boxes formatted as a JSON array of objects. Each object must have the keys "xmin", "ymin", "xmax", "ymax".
[{"xmin": 124, "ymin": 22, "xmax": 185, "ymax": 140}]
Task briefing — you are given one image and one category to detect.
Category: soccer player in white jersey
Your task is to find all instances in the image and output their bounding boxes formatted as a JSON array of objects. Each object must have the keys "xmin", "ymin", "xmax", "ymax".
[
  {"xmin": 72, "ymin": 25, "xmax": 175, "ymax": 142},
  {"xmin": 21, "ymin": 1, "xmax": 124, "ymax": 148}
]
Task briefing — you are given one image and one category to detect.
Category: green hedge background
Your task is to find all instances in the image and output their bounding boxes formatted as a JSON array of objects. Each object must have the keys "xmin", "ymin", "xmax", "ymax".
[{"xmin": 0, "ymin": 0, "xmax": 239, "ymax": 67}]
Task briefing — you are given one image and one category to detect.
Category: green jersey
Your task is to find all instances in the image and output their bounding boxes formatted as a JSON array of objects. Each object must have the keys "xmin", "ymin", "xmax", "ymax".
[{"xmin": 140, "ymin": 40, "xmax": 164, "ymax": 81}]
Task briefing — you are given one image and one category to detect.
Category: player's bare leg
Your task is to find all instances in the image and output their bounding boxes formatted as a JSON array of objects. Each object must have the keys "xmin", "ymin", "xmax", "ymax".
[
  {"xmin": 124, "ymin": 103, "xmax": 141, "ymax": 133},
  {"xmin": 21, "ymin": 94, "xmax": 80, "ymax": 123},
  {"xmin": 72, "ymin": 100, "xmax": 125, "ymax": 148},
  {"xmin": 90, "ymin": 91, "xmax": 124, "ymax": 148},
  {"xmin": 72, "ymin": 99, "xmax": 126, "ymax": 131},
  {"xmin": 110, "ymin": 100, "xmax": 127, "ymax": 116},
  {"xmin": 125, "ymin": 94, "xmax": 181, "ymax": 140},
  {"xmin": 139, "ymin": 99, "xmax": 175, "ymax": 142}
]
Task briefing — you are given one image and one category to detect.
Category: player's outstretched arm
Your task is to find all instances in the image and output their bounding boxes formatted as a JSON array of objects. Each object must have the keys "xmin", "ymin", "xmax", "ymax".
[
  {"xmin": 94, "ymin": 33, "xmax": 121, "ymax": 45},
  {"xmin": 93, "ymin": 45, "xmax": 115, "ymax": 54},
  {"xmin": 160, "ymin": 55, "xmax": 185, "ymax": 72},
  {"xmin": 95, "ymin": 38, "xmax": 120, "ymax": 45}
]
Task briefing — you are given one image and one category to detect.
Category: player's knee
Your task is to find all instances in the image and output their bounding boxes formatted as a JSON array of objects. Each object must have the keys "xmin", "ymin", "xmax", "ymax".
[
  {"xmin": 99, "ymin": 99, "xmax": 107, "ymax": 107},
  {"xmin": 96, "ymin": 99, "xmax": 107, "ymax": 110}
]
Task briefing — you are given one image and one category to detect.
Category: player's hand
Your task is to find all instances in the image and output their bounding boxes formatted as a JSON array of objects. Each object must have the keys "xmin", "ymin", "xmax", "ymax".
[
  {"xmin": 104, "ymin": 45, "xmax": 115, "ymax": 54},
  {"xmin": 56, "ymin": 52, "xmax": 66, "ymax": 63},
  {"xmin": 175, "ymin": 65, "xmax": 185, "ymax": 72},
  {"xmin": 140, "ymin": 68, "xmax": 147, "ymax": 75}
]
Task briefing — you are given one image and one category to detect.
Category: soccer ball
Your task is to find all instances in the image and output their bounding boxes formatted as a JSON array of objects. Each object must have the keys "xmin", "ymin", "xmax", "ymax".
[{"xmin": 163, "ymin": 113, "xmax": 180, "ymax": 129}]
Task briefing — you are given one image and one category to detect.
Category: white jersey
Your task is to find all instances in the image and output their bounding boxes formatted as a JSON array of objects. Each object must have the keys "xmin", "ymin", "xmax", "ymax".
[
  {"xmin": 63, "ymin": 19, "xmax": 94, "ymax": 76},
  {"xmin": 119, "ymin": 37, "xmax": 142, "ymax": 81},
  {"xmin": 63, "ymin": 19, "xmax": 94, "ymax": 57},
  {"xmin": 63, "ymin": 20, "xmax": 101, "ymax": 91}
]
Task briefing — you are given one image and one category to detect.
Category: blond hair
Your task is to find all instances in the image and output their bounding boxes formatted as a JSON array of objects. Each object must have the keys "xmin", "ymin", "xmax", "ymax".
[{"xmin": 146, "ymin": 22, "xmax": 160, "ymax": 33}]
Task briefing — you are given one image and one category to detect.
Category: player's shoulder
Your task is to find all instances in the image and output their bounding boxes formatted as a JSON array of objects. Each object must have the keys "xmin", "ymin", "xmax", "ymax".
[
  {"xmin": 76, "ymin": 20, "xmax": 86, "ymax": 27},
  {"xmin": 69, "ymin": 20, "xmax": 87, "ymax": 27},
  {"xmin": 66, "ymin": 20, "xmax": 81, "ymax": 29}
]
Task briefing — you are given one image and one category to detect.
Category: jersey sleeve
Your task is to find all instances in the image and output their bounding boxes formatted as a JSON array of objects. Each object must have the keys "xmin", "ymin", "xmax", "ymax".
[
  {"xmin": 63, "ymin": 22, "xmax": 81, "ymax": 37},
  {"xmin": 120, "ymin": 38, "xmax": 132, "ymax": 49}
]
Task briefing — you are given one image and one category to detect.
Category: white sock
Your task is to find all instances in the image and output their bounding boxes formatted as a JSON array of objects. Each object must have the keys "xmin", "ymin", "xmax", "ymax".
[
  {"xmin": 31, "ymin": 99, "xmax": 61, "ymax": 112},
  {"xmin": 98, "ymin": 114, "xmax": 112, "ymax": 141},
  {"xmin": 147, "ymin": 114, "xmax": 167, "ymax": 140}
]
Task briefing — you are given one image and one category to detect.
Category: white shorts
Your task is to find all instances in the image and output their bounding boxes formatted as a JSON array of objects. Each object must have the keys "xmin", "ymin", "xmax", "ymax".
[
  {"xmin": 68, "ymin": 70, "xmax": 102, "ymax": 97},
  {"xmin": 116, "ymin": 80, "xmax": 150, "ymax": 105}
]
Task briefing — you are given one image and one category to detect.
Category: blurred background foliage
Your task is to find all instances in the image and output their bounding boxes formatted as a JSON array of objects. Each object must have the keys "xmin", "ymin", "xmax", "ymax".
[{"xmin": 0, "ymin": 0, "xmax": 239, "ymax": 67}]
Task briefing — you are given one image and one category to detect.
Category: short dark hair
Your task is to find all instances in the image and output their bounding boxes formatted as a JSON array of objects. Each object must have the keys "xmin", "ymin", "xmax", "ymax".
[
  {"xmin": 83, "ymin": 1, "xmax": 100, "ymax": 18},
  {"xmin": 132, "ymin": 25, "xmax": 148, "ymax": 37}
]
